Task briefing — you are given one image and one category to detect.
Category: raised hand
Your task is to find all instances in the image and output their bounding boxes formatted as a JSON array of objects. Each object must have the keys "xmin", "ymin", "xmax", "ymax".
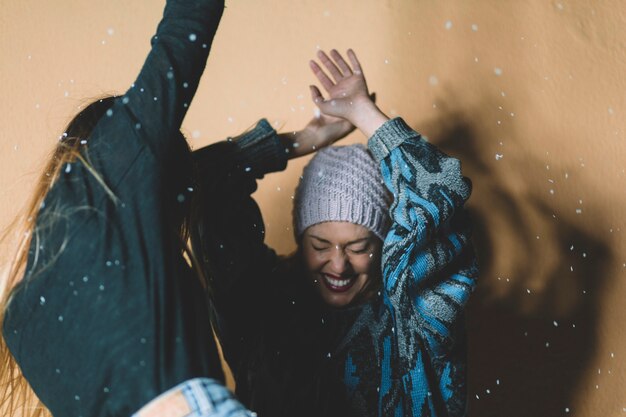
[
  {"xmin": 309, "ymin": 49, "xmax": 371, "ymax": 121},
  {"xmin": 309, "ymin": 49, "xmax": 388, "ymax": 138},
  {"xmin": 280, "ymin": 104, "xmax": 355, "ymax": 160},
  {"xmin": 299, "ymin": 109, "xmax": 354, "ymax": 148}
]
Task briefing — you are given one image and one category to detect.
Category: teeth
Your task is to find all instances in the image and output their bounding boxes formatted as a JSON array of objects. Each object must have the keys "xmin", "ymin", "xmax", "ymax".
[{"xmin": 324, "ymin": 275, "xmax": 351, "ymax": 287}]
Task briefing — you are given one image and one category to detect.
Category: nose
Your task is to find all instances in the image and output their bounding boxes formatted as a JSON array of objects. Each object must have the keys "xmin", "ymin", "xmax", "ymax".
[{"xmin": 328, "ymin": 247, "xmax": 349, "ymax": 274}]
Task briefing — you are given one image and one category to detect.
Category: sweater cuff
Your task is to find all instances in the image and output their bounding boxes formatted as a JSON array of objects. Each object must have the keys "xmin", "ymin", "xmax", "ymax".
[
  {"xmin": 233, "ymin": 119, "xmax": 288, "ymax": 175},
  {"xmin": 367, "ymin": 117, "xmax": 420, "ymax": 163}
]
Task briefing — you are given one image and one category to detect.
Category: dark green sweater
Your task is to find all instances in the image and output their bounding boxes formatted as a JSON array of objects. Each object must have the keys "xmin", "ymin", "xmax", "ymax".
[{"xmin": 3, "ymin": 1, "xmax": 225, "ymax": 416}]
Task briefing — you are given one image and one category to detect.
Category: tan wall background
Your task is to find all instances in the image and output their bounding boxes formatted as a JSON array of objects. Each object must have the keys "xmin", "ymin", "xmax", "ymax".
[{"xmin": 1, "ymin": 1, "xmax": 625, "ymax": 416}]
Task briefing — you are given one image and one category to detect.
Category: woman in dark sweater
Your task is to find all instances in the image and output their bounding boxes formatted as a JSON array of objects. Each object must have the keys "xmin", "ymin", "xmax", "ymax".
[
  {"xmin": 193, "ymin": 49, "xmax": 479, "ymax": 416},
  {"xmin": 0, "ymin": 1, "xmax": 260, "ymax": 416}
]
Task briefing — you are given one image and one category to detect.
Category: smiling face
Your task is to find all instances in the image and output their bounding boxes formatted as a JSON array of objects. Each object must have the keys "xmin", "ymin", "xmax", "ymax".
[{"xmin": 301, "ymin": 221, "xmax": 382, "ymax": 308}]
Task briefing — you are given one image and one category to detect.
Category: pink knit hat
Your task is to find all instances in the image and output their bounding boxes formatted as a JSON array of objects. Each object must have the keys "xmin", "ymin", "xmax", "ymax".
[{"xmin": 293, "ymin": 144, "xmax": 392, "ymax": 240}]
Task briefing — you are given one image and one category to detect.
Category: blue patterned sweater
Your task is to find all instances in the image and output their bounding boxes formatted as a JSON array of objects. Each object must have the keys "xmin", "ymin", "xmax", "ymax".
[{"xmin": 192, "ymin": 117, "xmax": 478, "ymax": 417}]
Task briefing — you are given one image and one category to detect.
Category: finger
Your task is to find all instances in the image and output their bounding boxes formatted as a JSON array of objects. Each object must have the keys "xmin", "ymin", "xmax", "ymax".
[
  {"xmin": 330, "ymin": 49, "xmax": 353, "ymax": 76},
  {"xmin": 317, "ymin": 50, "xmax": 344, "ymax": 83},
  {"xmin": 309, "ymin": 85, "xmax": 337, "ymax": 116},
  {"xmin": 346, "ymin": 49, "xmax": 363, "ymax": 74},
  {"xmin": 309, "ymin": 85, "xmax": 325, "ymax": 105},
  {"xmin": 309, "ymin": 60, "xmax": 335, "ymax": 94}
]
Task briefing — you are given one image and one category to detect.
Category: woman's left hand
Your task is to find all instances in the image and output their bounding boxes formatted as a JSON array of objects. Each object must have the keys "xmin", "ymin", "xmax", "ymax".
[{"xmin": 287, "ymin": 110, "xmax": 355, "ymax": 158}]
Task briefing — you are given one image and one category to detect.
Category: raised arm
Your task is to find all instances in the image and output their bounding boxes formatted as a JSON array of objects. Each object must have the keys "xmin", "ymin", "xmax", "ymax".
[
  {"xmin": 72, "ymin": 0, "xmax": 225, "ymax": 200},
  {"xmin": 369, "ymin": 119, "xmax": 478, "ymax": 353},
  {"xmin": 192, "ymin": 120, "xmax": 286, "ymax": 301},
  {"xmin": 121, "ymin": 0, "xmax": 225, "ymax": 158},
  {"xmin": 191, "ymin": 107, "xmax": 358, "ymax": 362}
]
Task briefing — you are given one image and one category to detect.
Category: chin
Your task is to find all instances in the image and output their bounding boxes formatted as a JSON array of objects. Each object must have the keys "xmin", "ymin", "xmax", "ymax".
[{"xmin": 321, "ymin": 292, "xmax": 355, "ymax": 308}]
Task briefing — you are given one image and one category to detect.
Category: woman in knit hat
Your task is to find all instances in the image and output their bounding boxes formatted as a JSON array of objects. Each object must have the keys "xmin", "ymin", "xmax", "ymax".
[{"xmin": 192, "ymin": 49, "xmax": 478, "ymax": 417}]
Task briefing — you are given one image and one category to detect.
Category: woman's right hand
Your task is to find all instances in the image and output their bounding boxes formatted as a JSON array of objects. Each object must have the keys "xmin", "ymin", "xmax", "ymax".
[{"xmin": 309, "ymin": 49, "xmax": 389, "ymax": 138}]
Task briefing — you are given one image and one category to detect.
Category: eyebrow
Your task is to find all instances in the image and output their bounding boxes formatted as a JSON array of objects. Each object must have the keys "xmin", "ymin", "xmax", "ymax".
[{"xmin": 309, "ymin": 235, "xmax": 370, "ymax": 246}]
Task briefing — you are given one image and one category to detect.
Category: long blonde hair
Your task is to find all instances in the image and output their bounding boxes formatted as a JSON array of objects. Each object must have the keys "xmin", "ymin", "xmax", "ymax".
[{"xmin": 0, "ymin": 97, "xmax": 120, "ymax": 416}]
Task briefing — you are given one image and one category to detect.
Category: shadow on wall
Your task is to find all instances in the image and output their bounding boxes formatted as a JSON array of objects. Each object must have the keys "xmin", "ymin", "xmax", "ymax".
[{"xmin": 416, "ymin": 102, "xmax": 614, "ymax": 417}]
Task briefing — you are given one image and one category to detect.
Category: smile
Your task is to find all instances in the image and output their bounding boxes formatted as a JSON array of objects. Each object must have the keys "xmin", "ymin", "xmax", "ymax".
[{"xmin": 321, "ymin": 273, "xmax": 356, "ymax": 293}]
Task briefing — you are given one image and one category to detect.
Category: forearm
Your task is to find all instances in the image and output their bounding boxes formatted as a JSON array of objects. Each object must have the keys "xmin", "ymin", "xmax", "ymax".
[
  {"xmin": 194, "ymin": 119, "xmax": 287, "ymax": 180},
  {"xmin": 278, "ymin": 131, "xmax": 304, "ymax": 159},
  {"xmin": 123, "ymin": 0, "xmax": 224, "ymax": 155},
  {"xmin": 231, "ymin": 119, "xmax": 288, "ymax": 175},
  {"xmin": 413, "ymin": 248, "xmax": 478, "ymax": 353},
  {"xmin": 71, "ymin": 0, "xmax": 225, "ymax": 196},
  {"xmin": 278, "ymin": 129, "xmax": 333, "ymax": 160}
]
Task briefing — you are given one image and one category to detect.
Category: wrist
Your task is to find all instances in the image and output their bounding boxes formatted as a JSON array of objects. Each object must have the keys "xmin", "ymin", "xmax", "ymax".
[
  {"xmin": 279, "ymin": 130, "xmax": 312, "ymax": 160},
  {"xmin": 349, "ymin": 99, "xmax": 389, "ymax": 138}
]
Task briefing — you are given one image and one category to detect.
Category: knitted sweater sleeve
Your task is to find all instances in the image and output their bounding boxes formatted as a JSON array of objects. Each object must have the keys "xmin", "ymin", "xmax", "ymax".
[
  {"xmin": 191, "ymin": 119, "xmax": 287, "ymax": 363},
  {"xmin": 368, "ymin": 117, "xmax": 479, "ymax": 355}
]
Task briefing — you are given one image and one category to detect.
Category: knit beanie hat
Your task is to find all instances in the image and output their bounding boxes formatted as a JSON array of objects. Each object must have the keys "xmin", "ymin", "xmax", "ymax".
[{"xmin": 293, "ymin": 144, "xmax": 392, "ymax": 240}]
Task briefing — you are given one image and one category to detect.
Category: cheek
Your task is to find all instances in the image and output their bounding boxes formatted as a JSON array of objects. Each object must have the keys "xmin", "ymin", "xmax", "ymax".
[
  {"xmin": 351, "ymin": 255, "xmax": 378, "ymax": 274},
  {"xmin": 359, "ymin": 248, "xmax": 382, "ymax": 275},
  {"xmin": 302, "ymin": 247, "xmax": 324, "ymax": 271}
]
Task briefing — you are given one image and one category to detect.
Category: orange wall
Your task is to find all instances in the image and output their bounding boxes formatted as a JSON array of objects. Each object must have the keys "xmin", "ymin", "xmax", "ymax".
[{"xmin": 1, "ymin": 1, "xmax": 625, "ymax": 416}]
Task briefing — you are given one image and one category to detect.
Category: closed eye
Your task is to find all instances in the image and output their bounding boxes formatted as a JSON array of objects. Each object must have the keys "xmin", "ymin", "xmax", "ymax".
[{"xmin": 347, "ymin": 245, "xmax": 369, "ymax": 254}]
